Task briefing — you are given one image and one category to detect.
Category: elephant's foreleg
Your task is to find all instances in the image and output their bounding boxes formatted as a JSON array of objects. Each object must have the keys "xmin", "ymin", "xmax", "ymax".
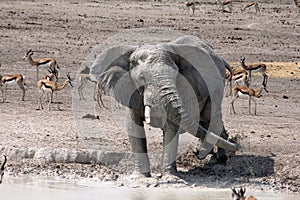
[
  {"xmin": 127, "ymin": 109, "xmax": 151, "ymax": 177},
  {"xmin": 214, "ymin": 126, "xmax": 229, "ymax": 163},
  {"xmin": 162, "ymin": 120, "xmax": 180, "ymax": 174},
  {"xmin": 195, "ymin": 118, "xmax": 229, "ymax": 163}
]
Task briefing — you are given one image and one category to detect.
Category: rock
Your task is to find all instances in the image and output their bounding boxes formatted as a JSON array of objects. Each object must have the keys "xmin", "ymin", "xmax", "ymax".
[{"xmin": 282, "ymin": 95, "xmax": 289, "ymax": 99}]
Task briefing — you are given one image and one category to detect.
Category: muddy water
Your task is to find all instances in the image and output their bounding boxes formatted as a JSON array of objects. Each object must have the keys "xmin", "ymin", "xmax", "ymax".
[{"xmin": 1, "ymin": 178, "xmax": 299, "ymax": 200}]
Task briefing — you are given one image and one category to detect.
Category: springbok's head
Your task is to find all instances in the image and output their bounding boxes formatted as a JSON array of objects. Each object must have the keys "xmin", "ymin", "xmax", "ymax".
[
  {"xmin": 48, "ymin": 67, "xmax": 59, "ymax": 81},
  {"xmin": 23, "ymin": 49, "xmax": 34, "ymax": 60},
  {"xmin": 232, "ymin": 187, "xmax": 243, "ymax": 200},
  {"xmin": 0, "ymin": 155, "xmax": 7, "ymax": 184},
  {"xmin": 232, "ymin": 187, "xmax": 253, "ymax": 200},
  {"xmin": 240, "ymin": 56, "xmax": 246, "ymax": 63}
]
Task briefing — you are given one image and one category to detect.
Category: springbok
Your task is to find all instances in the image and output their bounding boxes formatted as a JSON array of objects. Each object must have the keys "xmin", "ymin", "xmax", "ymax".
[
  {"xmin": 232, "ymin": 187, "xmax": 257, "ymax": 200},
  {"xmin": 23, "ymin": 49, "xmax": 59, "ymax": 81},
  {"xmin": 185, "ymin": 1, "xmax": 200, "ymax": 16},
  {"xmin": 240, "ymin": 56, "xmax": 268, "ymax": 92},
  {"xmin": 37, "ymin": 73, "xmax": 73, "ymax": 111},
  {"xmin": 241, "ymin": 2, "xmax": 260, "ymax": 15},
  {"xmin": 0, "ymin": 74, "xmax": 26, "ymax": 102},
  {"xmin": 78, "ymin": 74, "xmax": 106, "ymax": 108},
  {"xmin": 78, "ymin": 74, "xmax": 97, "ymax": 101},
  {"xmin": 216, "ymin": 0, "xmax": 233, "ymax": 13},
  {"xmin": 230, "ymin": 84, "xmax": 265, "ymax": 115}
]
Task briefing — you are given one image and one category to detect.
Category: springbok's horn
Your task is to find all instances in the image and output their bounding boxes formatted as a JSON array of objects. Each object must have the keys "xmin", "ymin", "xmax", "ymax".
[
  {"xmin": 67, "ymin": 72, "xmax": 71, "ymax": 79},
  {"xmin": 240, "ymin": 187, "xmax": 246, "ymax": 196},
  {"xmin": 1, "ymin": 155, "xmax": 7, "ymax": 171}
]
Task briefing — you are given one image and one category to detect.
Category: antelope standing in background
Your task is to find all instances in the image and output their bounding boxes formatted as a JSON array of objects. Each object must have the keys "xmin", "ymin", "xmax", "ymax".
[
  {"xmin": 230, "ymin": 84, "xmax": 265, "ymax": 115},
  {"xmin": 0, "ymin": 155, "xmax": 7, "ymax": 184},
  {"xmin": 78, "ymin": 74, "xmax": 97, "ymax": 101},
  {"xmin": 185, "ymin": 1, "xmax": 199, "ymax": 16},
  {"xmin": 226, "ymin": 70, "xmax": 249, "ymax": 87},
  {"xmin": 240, "ymin": 56, "xmax": 268, "ymax": 91},
  {"xmin": 78, "ymin": 74, "xmax": 106, "ymax": 108},
  {"xmin": 216, "ymin": 0, "xmax": 232, "ymax": 13},
  {"xmin": 42, "ymin": 68, "xmax": 59, "ymax": 102},
  {"xmin": 0, "ymin": 74, "xmax": 26, "ymax": 102},
  {"xmin": 232, "ymin": 187, "xmax": 257, "ymax": 200},
  {"xmin": 23, "ymin": 49, "xmax": 59, "ymax": 81},
  {"xmin": 225, "ymin": 65, "xmax": 250, "ymax": 96},
  {"xmin": 37, "ymin": 73, "xmax": 73, "ymax": 111},
  {"xmin": 241, "ymin": 2, "xmax": 260, "ymax": 15}
]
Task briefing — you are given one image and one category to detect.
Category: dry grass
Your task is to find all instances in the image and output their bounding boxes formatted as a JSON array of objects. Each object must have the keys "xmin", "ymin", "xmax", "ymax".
[{"xmin": 230, "ymin": 62, "xmax": 300, "ymax": 78}]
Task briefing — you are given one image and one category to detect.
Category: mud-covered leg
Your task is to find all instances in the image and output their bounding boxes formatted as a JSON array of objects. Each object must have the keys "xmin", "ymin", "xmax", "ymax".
[
  {"xmin": 214, "ymin": 126, "xmax": 229, "ymax": 163},
  {"xmin": 195, "ymin": 107, "xmax": 229, "ymax": 163},
  {"xmin": 127, "ymin": 108, "xmax": 151, "ymax": 177}
]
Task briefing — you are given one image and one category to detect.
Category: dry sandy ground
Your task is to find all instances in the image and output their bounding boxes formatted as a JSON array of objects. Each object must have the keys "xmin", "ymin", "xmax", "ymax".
[{"xmin": 0, "ymin": 0, "xmax": 299, "ymax": 193}]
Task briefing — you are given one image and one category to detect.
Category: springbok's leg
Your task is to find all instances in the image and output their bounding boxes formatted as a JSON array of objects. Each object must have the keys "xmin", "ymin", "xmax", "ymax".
[
  {"xmin": 0, "ymin": 87, "xmax": 4, "ymax": 102},
  {"xmin": 3, "ymin": 85, "xmax": 8, "ymax": 102},
  {"xmin": 47, "ymin": 92, "xmax": 52, "ymax": 111},
  {"xmin": 37, "ymin": 90, "xmax": 44, "ymax": 110},
  {"xmin": 19, "ymin": 84, "xmax": 26, "ymax": 101},
  {"xmin": 230, "ymin": 96, "xmax": 239, "ymax": 114},
  {"xmin": 56, "ymin": 93, "xmax": 61, "ymax": 111},
  {"xmin": 37, "ymin": 66, "xmax": 39, "ymax": 81},
  {"xmin": 252, "ymin": 97, "xmax": 257, "ymax": 115}
]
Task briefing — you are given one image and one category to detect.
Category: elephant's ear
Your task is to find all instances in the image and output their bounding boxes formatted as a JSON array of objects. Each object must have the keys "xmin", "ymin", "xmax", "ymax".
[
  {"xmin": 90, "ymin": 45, "xmax": 136, "ymax": 79},
  {"xmin": 90, "ymin": 45, "xmax": 141, "ymax": 109},
  {"xmin": 159, "ymin": 44, "xmax": 225, "ymax": 155},
  {"xmin": 99, "ymin": 66, "xmax": 142, "ymax": 109}
]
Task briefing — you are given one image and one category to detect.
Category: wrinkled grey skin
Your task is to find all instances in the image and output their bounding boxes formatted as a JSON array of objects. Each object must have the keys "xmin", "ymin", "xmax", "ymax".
[{"xmin": 90, "ymin": 35, "xmax": 237, "ymax": 177}]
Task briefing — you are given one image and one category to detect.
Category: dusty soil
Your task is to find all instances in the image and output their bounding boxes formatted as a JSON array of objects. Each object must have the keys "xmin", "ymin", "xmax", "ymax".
[{"xmin": 0, "ymin": 0, "xmax": 299, "ymax": 193}]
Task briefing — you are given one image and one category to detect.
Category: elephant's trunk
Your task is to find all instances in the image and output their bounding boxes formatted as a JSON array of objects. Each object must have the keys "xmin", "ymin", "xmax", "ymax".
[{"xmin": 158, "ymin": 85, "xmax": 237, "ymax": 152}]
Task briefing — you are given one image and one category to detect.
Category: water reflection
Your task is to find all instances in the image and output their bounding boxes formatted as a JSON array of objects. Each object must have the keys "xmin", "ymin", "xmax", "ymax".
[{"xmin": 0, "ymin": 177, "xmax": 299, "ymax": 200}]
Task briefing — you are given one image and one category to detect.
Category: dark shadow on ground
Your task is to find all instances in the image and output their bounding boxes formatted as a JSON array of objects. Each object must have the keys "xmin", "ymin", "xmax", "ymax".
[{"xmin": 175, "ymin": 153, "xmax": 274, "ymax": 188}]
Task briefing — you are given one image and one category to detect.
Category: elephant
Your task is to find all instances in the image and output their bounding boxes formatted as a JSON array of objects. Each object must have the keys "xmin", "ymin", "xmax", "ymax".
[{"xmin": 90, "ymin": 35, "xmax": 238, "ymax": 177}]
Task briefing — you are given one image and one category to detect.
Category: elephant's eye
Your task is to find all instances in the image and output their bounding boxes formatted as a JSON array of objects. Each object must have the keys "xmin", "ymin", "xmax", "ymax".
[
  {"xmin": 130, "ymin": 61, "xmax": 137, "ymax": 69},
  {"xmin": 139, "ymin": 54, "xmax": 148, "ymax": 62}
]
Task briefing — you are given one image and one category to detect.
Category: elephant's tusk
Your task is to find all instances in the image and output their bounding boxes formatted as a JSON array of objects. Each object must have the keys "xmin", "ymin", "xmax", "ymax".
[{"xmin": 144, "ymin": 106, "xmax": 151, "ymax": 124}]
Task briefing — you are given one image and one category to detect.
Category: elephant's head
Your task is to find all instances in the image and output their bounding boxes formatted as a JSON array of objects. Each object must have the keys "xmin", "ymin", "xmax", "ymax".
[{"xmin": 90, "ymin": 36, "xmax": 237, "ymax": 152}]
